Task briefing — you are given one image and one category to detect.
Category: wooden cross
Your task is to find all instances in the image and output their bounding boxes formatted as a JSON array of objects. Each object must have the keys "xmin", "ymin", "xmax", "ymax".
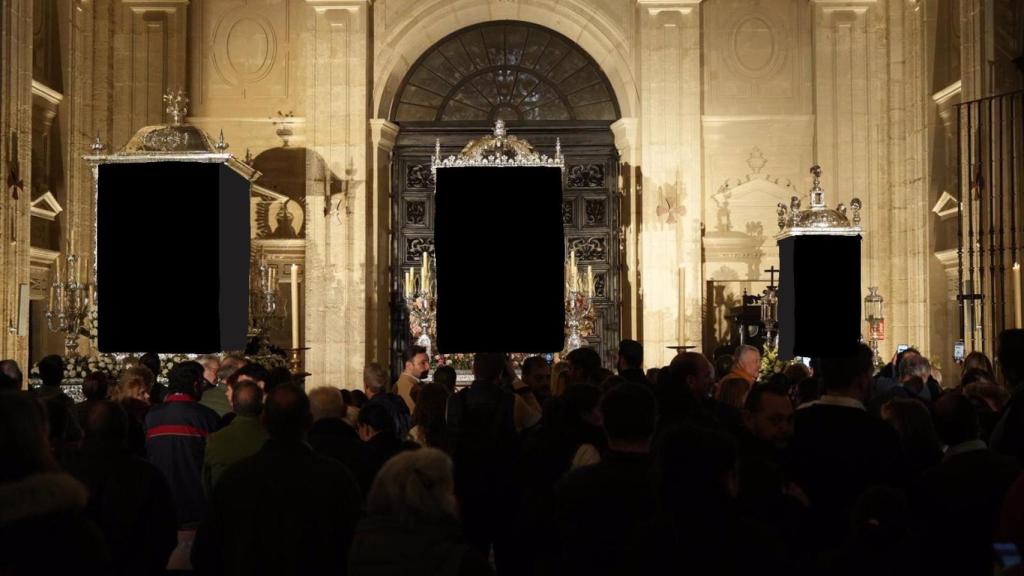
[{"xmin": 764, "ymin": 266, "xmax": 780, "ymax": 288}]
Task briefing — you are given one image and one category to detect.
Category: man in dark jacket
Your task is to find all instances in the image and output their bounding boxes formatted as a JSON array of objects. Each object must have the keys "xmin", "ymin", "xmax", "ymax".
[
  {"xmin": 64, "ymin": 401, "xmax": 177, "ymax": 576},
  {"xmin": 552, "ymin": 381, "xmax": 660, "ymax": 576},
  {"xmin": 191, "ymin": 384, "xmax": 362, "ymax": 576},
  {"xmin": 616, "ymin": 339, "xmax": 649, "ymax": 387},
  {"xmin": 308, "ymin": 386, "xmax": 364, "ymax": 490},
  {"xmin": 31, "ymin": 354, "xmax": 83, "ymax": 451},
  {"xmin": 991, "ymin": 329, "xmax": 1024, "ymax": 465},
  {"xmin": 786, "ymin": 343, "xmax": 903, "ymax": 557},
  {"xmin": 355, "ymin": 402, "xmax": 412, "ymax": 496},
  {"xmin": 144, "ymin": 361, "xmax": 219, "ymax": 526},
  {"xmin": 446, "ymin": 353, "xmax": 521, "ymax": 573},
  {"xmin": 913, "ymin": 391, "xmax": 1021, "ymax": 576}
]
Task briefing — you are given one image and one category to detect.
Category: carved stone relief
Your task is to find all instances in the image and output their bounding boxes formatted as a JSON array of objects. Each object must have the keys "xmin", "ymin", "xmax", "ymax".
[{"xmin": 197, "ymin": 0, "xmax": 290, "ymax": 110}]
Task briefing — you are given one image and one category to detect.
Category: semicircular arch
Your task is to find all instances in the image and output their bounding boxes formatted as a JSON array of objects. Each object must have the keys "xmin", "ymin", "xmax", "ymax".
[{"xmin": 375, "ymin": 0, "xmax": 638, "ymax": 122}]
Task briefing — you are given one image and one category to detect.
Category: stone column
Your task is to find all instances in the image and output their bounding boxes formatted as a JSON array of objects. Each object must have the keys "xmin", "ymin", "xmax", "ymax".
[
  {"xmin": 0, "ymin": 0, "xmax": 35, "ymax": 365},
  {"xmin": 611, "ymin": 117, "xmax": 641, "ymax": 341},
  {"xmin": 369, "ymin": 119, "xmax": 398, "ymax": 370},
  {"xmin": 112, "ymin": 0, "xmax": 189, "ymax": 149},
  {"xmin": 303, "ymin": 0, "xmax": 371, "ymax": 390},
  {"xmin": 637, "ymin": 0, "xmax": 704, "ymax": 367},
  {"xmin": 812, "ymin": 0, "xmax": 930, "ymax": 356}
]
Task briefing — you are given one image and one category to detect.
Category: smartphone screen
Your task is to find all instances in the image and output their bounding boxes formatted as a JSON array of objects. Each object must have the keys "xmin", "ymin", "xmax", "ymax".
[{"xmin": 954, "ymin": 340, "xmax": 965, "ymax": 362}]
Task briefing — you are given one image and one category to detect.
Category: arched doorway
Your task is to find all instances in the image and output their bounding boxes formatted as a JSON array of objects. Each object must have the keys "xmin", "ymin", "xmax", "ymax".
[{"xmin": 389, "ymin": 21, "xmax": 623, "ymax": 370}]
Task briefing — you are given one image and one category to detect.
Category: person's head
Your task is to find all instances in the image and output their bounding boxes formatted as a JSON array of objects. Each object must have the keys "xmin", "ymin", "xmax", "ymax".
[
  {"xmin": 733, "ymin": 345, "xmax": 761, "ymax": 379},
  {"xmin": 218, "ymin": 353, "xmax": 247, "ymax": 382},
  {"xmin": 403, "ymin": 345, "xmax": 430, "ymax": 380},
  {"xmin": 197, "ymin": 354, "xmax": 221, "ymax": 384},
  {"xmin": 963, "ymin": 376, "xmax": 1010, "ymax": 413},
  {"xmin": 412, "ymin": 382, "xmax": 451, "ymax": 449},
  {"xmin": 898, "ymin": 353, "xmax": 931, "ymax": 383},
  {"xmin": 0, "ymin": 359, "xmax": 23, "ymax": 391},
  {"xmin": 617, "ymin": 339, "xmax": 644, "ymax": 372},
  {"xmin": 83, "ymin": 400, "xmax": 129, "ymax": 447},
  {"xmin": 232, "ymin": 379, "xmax": 264, "ymax": 418},
  {"xmin": 551, "ymin": 361, "xmax": 570, "ymax": 397},
  {"xmin": 600, "ymin": 382, "xmax": 657, "ymax": 451},
  {"xmin": 167, "ymin": 361, "xmax": 205, "ymax": 398},
  {"xmin": 113, "ymin": 366, "xmax": 153, "ymax": 403},
  {"xmin": 997, "ymin": 329, "xmax": 1024, "ymax": 385},
  {"xmin": 82, "ymin": 371, "xmax": 109, "ymax": 402},
  {"xmin": 37, "ymin": 354, "xmax": 65, "ymax": 387},
  {"xmin": 265, "ymin": 366, "xmax": 294, "ymax": 395},
  {"xmin": 932, "ymin": 391, "xmax": 979, "ymax": 447},
  {"xmin": 367, "ymin": 448, "xmax": 456, "ymax": 526},
  {"xmin": 743, "ymin": 382, "xmax": 794, "ymax": 448},
  {"xmin": 472, "ymin": 353, "xmax": 505, "ymax": 385},
  {"xmin": 139, "ymin": 353, "xmax": 160, "ymax": 380},
  {"xmin": 961, "ymin": 351, "xmax": 994, "ymax": 377},
  {"xmin": 783, "ymin": 362, "xmax": 811, "ymax": 386},
  {"xmin": 668, "ymin": 352, "xmax": 716, "ymax": 399},
  {"xmin": 645, "ymin": 367, "xmax": 661, "ymax": 385},
  {"xmin": 715, "ymin": 377, "xmax": 751, "ymax": 409},
  {"xmin": 881, "ymin": 398, "xmax": 940, "ymax": 463},
  {"xmin": 349, "ymin": 389, "xmax": 368, "ymax": 408},
  {"xmin": 818, "ymin": 343, "xmax": 874, "ymax": 401},
  {"xmin": 362, "ymin": 362, "xmax": 389, "ymax": 398},
  {"xmin": 797, "ymin": 376, "xmax": 821, "ymax": 405},
  {"xmin": 357, "ymin": 401, "xmax": 396, "ymax": 441},
  {"xmin": 232, "ymin": 363, "xmax": 270, "ymax": 390},
  {"xmin": 308, "ymin": 386, "xmax": 345, "ymax": 422},
  {"xmin": 0, "ymin": 391, "xmax": 56, "ymax": 482},
  {"xmin": 566, "ymin": 347, "xmax": 602, "ymax": 385},
  {"xmin": 263, "ymin": 384, "xmax": 312, "ymax": 441},
  {"xmin": 432, "ymin": 365, "xmax": 457, "ymax": 394},
  {"xmin": 521, "ymin": 356, "xmax": 551, "ymax": 397}
]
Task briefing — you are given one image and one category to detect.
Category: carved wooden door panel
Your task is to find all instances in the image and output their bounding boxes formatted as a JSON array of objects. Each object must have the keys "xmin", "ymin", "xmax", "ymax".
[{"xmin": 390, "ymin": 128, "xmax": 620, "ymax": 370}]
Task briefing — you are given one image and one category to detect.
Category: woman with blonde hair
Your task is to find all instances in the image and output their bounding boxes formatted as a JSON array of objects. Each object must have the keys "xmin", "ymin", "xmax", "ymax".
[
  {"xmin": 349, "ymin": 448, "xmax": 492, "ymax": 575},
  {"xmin": 111, "ymin": 366, "xmax": 154, "ymax": 456},
  {"xmin": 550, "ymin": 361, "xmax": 571, "ymax": 398}
]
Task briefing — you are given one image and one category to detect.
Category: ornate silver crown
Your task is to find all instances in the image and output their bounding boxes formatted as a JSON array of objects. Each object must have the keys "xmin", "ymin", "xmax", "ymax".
[
  {"xmin": 431, "ymin": 120, "xmax": 564, "ymax": 173},
  {"xmin": 776, "ymin": 165, "xmax": 862, "ymax": 237}
]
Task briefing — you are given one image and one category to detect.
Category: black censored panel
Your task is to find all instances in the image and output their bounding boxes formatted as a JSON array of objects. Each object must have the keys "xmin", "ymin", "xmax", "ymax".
[
  {"xmin": 778, "ymin": 235, "xmax": 861, "ymax": 359},
  {"xmin": 96, "ymin": 162, "xmax": 249, "ymax": 353},
  {"xmin": 434, "ymin": 167, "xmax": 565, "ymax": 353}
]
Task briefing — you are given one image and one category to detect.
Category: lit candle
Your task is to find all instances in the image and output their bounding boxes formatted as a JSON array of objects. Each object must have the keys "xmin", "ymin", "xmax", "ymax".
[
  {"xmin": 570, "ymin": 251, "xmax": 578, "ymax": 292},
  {"xmin": 587, "ymin": 265, "xmax": 594, "ymax": 297},
  {"xmin": 1014, "ymin": 262, "xmax": 1022, "ymax": 328},
  {"xmin": 422, "ymin": 252, "xmax": 430, "ymax": 294},
  {"xmin": 290, "ymin": 264, "xmax": 299, "ymax": 349},
  {"xmin": 48, "ymin": 284, "xmax": 55, "ymax": 310}
]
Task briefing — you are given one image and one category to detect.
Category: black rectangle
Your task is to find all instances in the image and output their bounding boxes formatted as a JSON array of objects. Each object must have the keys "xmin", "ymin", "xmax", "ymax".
[
  {"xmin": 96, "ymin": 162, "xmax": 250, "ymax": 353},
  {"xmin": 778, "ymin": 235, "xmax": 861, "ymax": 358},
  {"xmin": 434, "ymin": 166, "xmax": 565, "ymax": 353}
]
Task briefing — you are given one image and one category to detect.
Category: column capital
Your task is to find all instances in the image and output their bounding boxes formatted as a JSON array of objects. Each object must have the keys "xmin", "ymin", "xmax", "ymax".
[
  {"xmin": 305, "ymin": 0, "xmax": 371, "ymax": 12},
  {"xmin": 637, "ymin": 0, "xmax": 703, "ymax": 16},
  {"xmin": 369, "ymin": 119, "xmax": 399, "ymax": 152},
  {"xmin": 610, "ymin": 117, "xmax": 639, "ymax": 153}
]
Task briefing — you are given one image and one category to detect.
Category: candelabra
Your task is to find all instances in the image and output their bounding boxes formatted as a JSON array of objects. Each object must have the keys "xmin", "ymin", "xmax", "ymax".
[
  {"xmin": 864, "ymin": 287, "xmax": 885, "ymax": 368},
  {"xmin": 46, "ymin": 249, "xmax": 94, "ymax": 358},
  {"xmin": 564, "ymin": 251, "xmax": 596, "ymax": 352},
  {"xmin": 404, "ymin": 252, "xmax": 436, "ymax": 358},
  {"xmin": 248, "ymin": 253, "xmax": 282, "ymax": 354}
]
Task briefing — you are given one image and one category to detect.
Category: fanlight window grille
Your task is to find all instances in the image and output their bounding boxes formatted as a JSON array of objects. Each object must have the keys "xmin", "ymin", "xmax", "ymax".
[{"xmin": 393, "ymin": 21, "xmax": 620, "ymax": 123}]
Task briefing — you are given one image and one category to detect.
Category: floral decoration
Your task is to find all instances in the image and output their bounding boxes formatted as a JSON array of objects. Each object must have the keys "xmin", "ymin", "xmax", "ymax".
[{"xmin": 758, "ymin": 345, "xmax": 791, "ymax": 382}]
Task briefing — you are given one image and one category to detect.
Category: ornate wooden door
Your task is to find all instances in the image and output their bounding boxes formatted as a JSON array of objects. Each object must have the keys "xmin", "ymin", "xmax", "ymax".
[{"xmin": 387, "ymin": 21, "xmax": 623, "ymax": 372}]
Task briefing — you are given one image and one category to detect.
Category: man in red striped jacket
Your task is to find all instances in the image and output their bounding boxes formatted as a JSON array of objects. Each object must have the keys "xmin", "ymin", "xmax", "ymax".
[{"xmin": 145, "ymin": 361, "xmax": 220, "ymax": 526}]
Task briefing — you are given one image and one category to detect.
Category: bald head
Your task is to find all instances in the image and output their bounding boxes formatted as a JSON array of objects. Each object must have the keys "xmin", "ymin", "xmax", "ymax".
[{"xmin": 669, "ymin": 352, "xmax": 716, "ymax": 398}]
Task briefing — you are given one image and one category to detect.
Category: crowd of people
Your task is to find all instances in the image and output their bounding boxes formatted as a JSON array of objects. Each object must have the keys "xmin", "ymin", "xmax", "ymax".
[{"xmin": 2, "ymin": 331, "xmax": 1024, "ymax": 575}]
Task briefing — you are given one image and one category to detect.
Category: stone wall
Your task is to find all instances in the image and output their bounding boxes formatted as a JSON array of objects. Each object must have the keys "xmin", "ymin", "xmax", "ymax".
[{"xmin": 2, "ymin": 0, "xmax": 1016, "ymax": 386}]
